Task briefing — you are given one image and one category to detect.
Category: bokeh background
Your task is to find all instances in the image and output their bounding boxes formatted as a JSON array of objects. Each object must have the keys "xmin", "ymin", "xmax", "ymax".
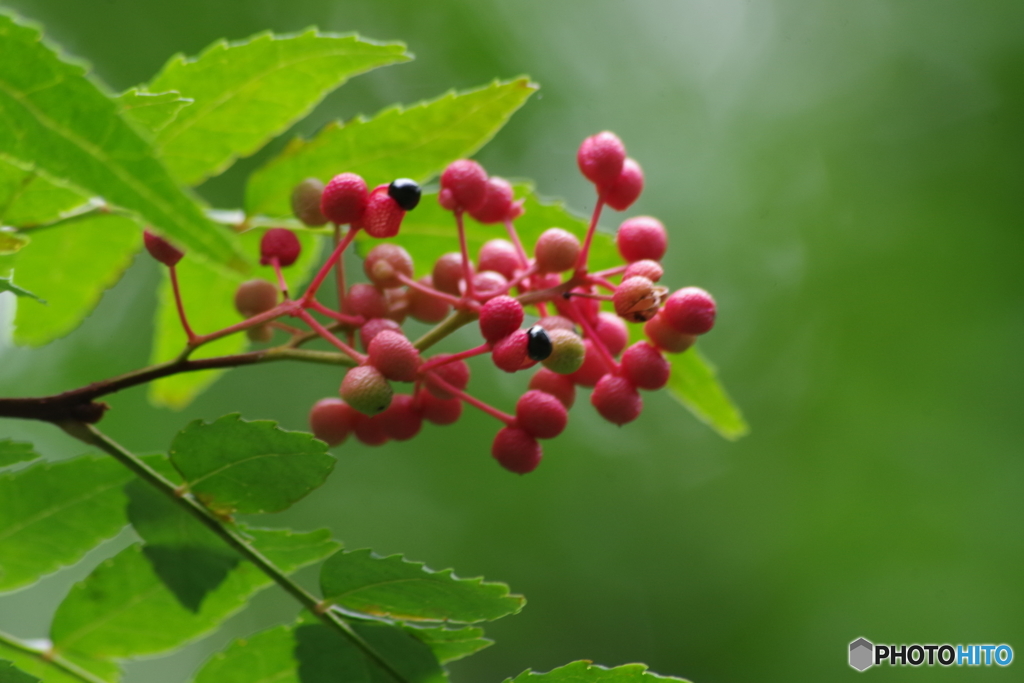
[{"xmin": 1, "ymin": 0, "xmax": 1022, "ymax": 681}]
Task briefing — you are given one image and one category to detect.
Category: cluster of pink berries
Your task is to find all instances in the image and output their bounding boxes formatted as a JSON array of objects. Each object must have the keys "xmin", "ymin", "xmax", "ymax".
[{"xmin": 144, "ymin": 132, "xmax": 716, "ymax": 474}]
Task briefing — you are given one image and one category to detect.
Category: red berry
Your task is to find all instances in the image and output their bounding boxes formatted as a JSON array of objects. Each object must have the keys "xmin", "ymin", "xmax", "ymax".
[
  {"xmin": 417, "ymin": 389, "xmax": 463, "ymax": 425},
  {"xmin": 491, "ymin": 330, "xmax": 529, "ymax": 373},
  {"xmin": 644, "ymin": 314, "xmax": 697, "ymax": 353},
  {"xmin": 440, "ymin": 160, "xmax": 488, "ymax": 212},
  {"xmin": 408, "ymin": 275, "xmax": 451, "ymax": 323},
  {"xmin": 569, "ymin": 289, "xmax": 599, "ymax": 324},
  {"xmin": 309, "ymin": 398, "xmax": 358, "ymax": 446},
  {"xmin": 384, "ymin": 287, "xmax": 408, "ymax": 324},
  {"xmin": 423, "ymin": 355, "xmax": 471, "ymax": 399},
  {"xmin": 470, "ymin": 271, "xmax": 508, "ymax": 299},
  {"xmin": 620, "ymin": 341, "xmax": 670, "ymax": 390},
  {"xmin": 346, "ymin": 283, "xmax": 389, "ymax": 320},
  {"xmin": 360, "ymin": 318, "xmax": 401, "ymax": 351},
  {"xmin": 592, "ymin": 312, "xmax": 628, "ymax": 356},
  {"xmin": 577, "ymin": 131, "xmax": 626, "ymax": 190},
  {"xmin": 567, "ymin": 339, "xmax": 610, "ymax": 387},
  {"xmin": 432, "ymin": 252, "xmax": 468, "ymax": 296},
  {"xmin": 291, "ymin": 178, "xmax": 328, "ymax": 227},
  {"xmin": 368, "ymin": 330, "xmax": 421, "ymax": 382},
  {"xmin": 352, "ymin": 412, "xmax": 389, "ymax": 446},
  {"xmin": 516, "ymin": 390, "xmax": 568, "ymax": 439},
  {"xmin": 591, "ymin": 375, "xmax": 643, "ymax": 425},
  {"xmin": 662, "ymin": 287, "xmax": 716, "ymax": 335},
  {"xmin": 623, "ymin": 259, "xmax": 664, "ymax": 282},
  {"xmin": 364, "ymin": 243, "xmax": 413, "ymax": 288},
  {"xmin": 378, "ymin": 394, "xmax": 423, "ymax": 441},
  {"xmin": 491, "ymin": 427, "xmax": 542, "ymax": 474},
  {"xmin": 469, "ymin": 177, "xmax": 516, "ymax": 224},
  {"xmin": 321, "ymin": 173, "xmax": 368, "ymax": 225},
  {"xmin": 234, "ymin": 279, "xmax": 279, "ymax": 318},
  {"xmin": 604, "ymin": 158, "xmax": 644, "ymax": 211},
  {"xmin": 613, "ymin": 276, "xmax": 660, "ymax": 323},
  {"xmin": 260, "ymin": 228, "xmax": 301, "ymax": 267},
  {"xmin": 478, "ymin": 239, "xmax": 520, "ymax": 280},
  {"xmin": 616, "ymin": 216, "xmax": 667, "ymax": 262},
  {"xmin": 529, "ymin": 368, "xmax": 576, "ymax": 409},
  {"xmin": 143, "ymin": 229, "xmax": 184, "ymax": 267},
  {"xmin": 438, "ymin": 188, "xmax": 458, "ymax": 211},
  {"xmin": 479, "ymin": 296, "xmax": 524, "ymax": 343},
  {"xmin": 537, "ymin": 315, "xmax": 576, "ymax": 333},
  {"xmin": 360, "ymin": 189, "xmax": 405, "ymax": 238},
  {"xmin": 534, "ymin": 228, "xmax": 581, "ymax": 273},
  {"xmin": 340, "ymin": 365, "xmax": 393, "ymax": 415}
]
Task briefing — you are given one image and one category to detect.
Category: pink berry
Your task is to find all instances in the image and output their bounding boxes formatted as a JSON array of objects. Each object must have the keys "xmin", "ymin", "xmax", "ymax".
[
  {"xmin": 534, "ymin": 228, "xmax": 581, "ymax": 273},
  {"xmin": 592, "ymin": 312, "xmax": 628, "ymax": 356},
  {"xmin": 438, "ymin": 188, "xmax": 458, "ymax": 211},
  {"xmin": 591, "ymin": 375, "xmax": 643, "ymax": 425},
  {"xmin": 408, "ymin": 275, "xmax": 451, "ymax": 323},
  {"xmin": 479, "ymin": 296, "xmax": 524, "ymax": 344},
  {"xmin": 378, "ymin": 394, "xmax": 423, "ymax": 441},
  {"xmin": 424, "ymin": 355, "xmax": 470, "ymax": 399},
  {"xmin": 143, "ymin": 229, "xmax": 184, "ymax": 267},
  {"xmin": 360, "ymin": 318, "xmax": 401, "ymax": 350},
  {"xmin": 529, "ymin": 368, "xmax": 576, "ymax": 409},
  {"xmin": 340, "ymin": 365, "xmax": 393, "ymax": 415},
  {"xmin": 291, "ymin": 178, "xmax": 328, "ymax": 227},
  {"xmin": 432, "ymin": 252, "xmax": 468, "ymax": 295},
  {"xmin": 568, "ymin": 289, "xmax": 599, "ymax": 324},
  {"xmin": 368, "ymin": 330, "xmax": 421, "ymax": 382},
  {"xmin": 364, "ymin": 243, "xmax": 413, "ymax": 288},
  {"xmin": 234, "ymin": 279, "xmax": 279, "ymax": 318},
  {"xmin": 384, "ymin": 287, "xmax": 408, "ymax": 324},
  {"xmin": 260, "ymin": 228, "xmax": 301, "ymax": 267},
  {"xmin": 620, "ymin": 341, "xmax": 670, "ymax": 390},
  {"xmin": 567, "ymin": 339, "xmax": 610, "ymax": 387},
  {"xmin": 623, "ymin": 259, "xmax": 664, "ymax": 282},
  {"xmin": 469, "ymin": 177, "xmax": 516, "ymax": 224},
  {"xmin": 417, "ymin": 389, "xmax": 462, "ymax": 425},
  {"xmin": 308, "ymin": 398, "xmax": 358, "ymax": 446},
  {"xmin": 491, "ymin": 330, "xmax": 529, "ymax": 373},
  {"xmin": 613, "ymin": 276, "xmax": 660, "ymax": 323},
  {"xmin": 644, "ymin": 314, "xmax": 697, "ymax": 353},
  {"xmin": 537, "ymin": 315, "xmax": 576, "ymax": 333},
  {"xmin": 470, "ymin": 271, "xmax": 508, "ymax": 299},
  {"xmin": 616, "ymin": 216, "xmax": 667, "ymax": 262},
  {"xmin": 352, "ymin": 412, "xmax": 389, "ymax": 446},
  {"xmin": 440, "ymin": 159, "xmax": 488, "ymax": 212},
  {"xmin": 359, "ymin": 189, "xmax": 405, "ymax": 238},
  {"xmin": 577, "ymin": 131, "xmax": 626, "ymax": 190},
  {"xmin": 603, "ymin": 158, "xmax": 644, "ymax": 211},
  {"xmin": 516, "ymin": 390, "xmax": 568, "ymax": 439},
  {"xmin": 662, "ymin": 287, "xmax": 716, "ymax": 335},
  {"xmin": 346, "ymin": 283, "xmax": 389, "ymax": 320},
  {"xmin": 478, "ymin": 239, "xmax": 521, "ymax": 280},
  {"xmin": 321, "ymin": 173, "xmax": 368, "ymax": 225},
  {"xmin": 491, "ymin": 427, "xmax": 542, "ymax": 474}
]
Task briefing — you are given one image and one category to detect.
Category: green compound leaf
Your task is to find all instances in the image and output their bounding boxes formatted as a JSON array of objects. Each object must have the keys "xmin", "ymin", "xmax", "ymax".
[
  {"xmin": 114, "ymin": 88, "xmax": 192, "ymax": 134},
  {"xmin": 0, "ymin": 14, "xmax": 243, "ymax": 267},
  {"xmin": 0, "ymin": 439, "xmax": 38, "ymax": 468},
  {"xmin": 506, "ymin": 662, "xmax": 691, "ymax": 683},
  {"xmin": 401, "ymin": 625, "xmax": 492, "ymax": 664},
  {"xmin": 148, "ymin": 30, "xmax": 410, "ymax": 186},
  {"xmin": 148, "ymin": 226, "xmax": 322, "ymax": 409},
  {"xmin": 169, "ymin": 414, "xmax": 335, "ymax": 515},
  {"xmin": 239, "ymin": 526, "xmax": 341, "ymax": 572},
  {"xmin": 0, "ymin": 276, "xmax": 43, "ymax": 304},
  {"xmin": 0, "ymin": 660, "xmax": 39, "ymax": 683},
  {"xmin": 319, "ymin": 549, "xmax": 524, "ymax": 624},
  {"xmin": 10, "ymin": 213, "xmax": 140, "ymax": 347},
  {"xmin": 0, "ymin": 159, "xmax": 90, "ymax": 228},
  {"xmin": 0, "ymin": 456, "xmax": 132, "ymax": 594},
  {"xmin": 667, "ymin": 347, "xmax": 749, "ymax": 441},
  {"xmin": 0, "ymin": 640, "xmax": 103, "ymax": 683},
  {"xmin": 0, "ymin": 232, "xmax": 28, "ymax": 256},
  {"xmin": 192, "ymin": 624, "xmax": 298, "ymax": 683},
  {"xmin": 246, "ymin": 78, "xmax": 537, "ymax": 218}
]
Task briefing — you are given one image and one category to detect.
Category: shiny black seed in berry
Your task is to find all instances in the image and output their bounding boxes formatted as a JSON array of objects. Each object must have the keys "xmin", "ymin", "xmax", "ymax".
[
  {"xmin": 388, "ymin": 178, "xmax": 421, "ymax": 211},
  {"xmin": 526, "ymin": 325, "xmax": 553, "ymax": 361}
]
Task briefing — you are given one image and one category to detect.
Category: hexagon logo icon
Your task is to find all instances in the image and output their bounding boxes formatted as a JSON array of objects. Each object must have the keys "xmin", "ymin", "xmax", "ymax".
[{"xmin": 850, "ymin": 638, "xmax": 874, "ymax": 671}]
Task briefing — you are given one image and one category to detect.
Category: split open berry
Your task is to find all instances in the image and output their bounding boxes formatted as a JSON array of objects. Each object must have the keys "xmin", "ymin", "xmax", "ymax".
[
  {"xmin": 620, "ymin": 341, "xmax": 670, "ymax": 390},
  {"xmin": 417, "ymin": 388, "xmax": 463, "ymax": 425},
  {"xmin": 144, "ymin": 229, "xmax": 184, "ymax": 267},
  {"xmin": 360, "ymin": 189, "xmax": 405, "ymax": 238},
  {"xmin": 492, "ymin": 329, "xmax": 530, "ymax": 373},
  {"xmin": 364, "ymin": 243, "xmax": 413, "ymax": 289},
  {"xmin": 478, "ymin": 239, "xmax": 521, "ymax": 280},
  {"xmin": 340, "ymin": 365, "xmax": 393, "ymax": 415},
  {"xmin": 378, "ymin": 394, "xmax": 423, "ymax": 441},
  {"xmin": 469, "ymin": 177, "xmax": 516, "ymax": 224},
  {"xmin": 491, "ymin": 426, "xmax": 542, "ymax": 474},
  {"xmin": 432, "ymin": 252, "xmax": 468, "ymax": 295},
  {"xmin": 534, "ymin": 228, "xmax": 581, "ymax": 273},
  {"xmin": 613, "ymin": 276, "xmax": 662, "ymax": 323},
  {"xmin": 346, "ymin": 283, "xmax": 389, "ymax": 320},
  {"xmin": 309, "ymin": 398, "xmax": 358, "ymax": 446},
  {"xmin": 662, "ymin": 287, "xmax": 716, "ymax": 335},
  {"xmin": 440, "ymin": 159, "xmax": 488, "ymax": 212},
  {"xmin": 423, "ymin": 355, "xmax": 470, "ymax": 399},
  {"xmin": 526, "ymin": 325, "xmax": 553, "ymax": 361},
  {"xmin": 408, "ymin": 276, "xmax": 450, "ymax": 323},
  {"xmin": 529, "ymin": 367, "xmax": 576, "ymax": 408},
  {"xmin": 623, "ymin": 259, "xmax": 664, "ymax": 282},
  {"xmin": 516, "ymin": 390, "xmax": 568, "ymax": 439},
  {"xmin": 234, "ymin": 279, "xmax": 279, "ymax": 318},
  {"xmin": 643, "ymin": 314, "xmax": 697, "ymax": 353},
  {"xmin": 479, "ymin": 296, "xmax": 524, "ymax": 343},
  {"xmin": 360, "ymin": 318, "xmax": 401, "ymax": 351},
  {"xmin": 388, "ymin": 178, "xmax": 421, "ymax": 211},
  {"xmin": 604, "ymin": 158, "xmax": 644, "ymax": 211},
  {"xmin": 541, "ymin": 328, "xmax": 585, "ymax": 374},
  {"xmin": 291, "ymin": 178, "xmax": 328, "ymax": 227},
  {"xmin": 368, "ymin": 330, "xmax": 421, "ymax": 382},
  {"xmin": 260, "ymin": 228, "xmax": 301, "ymax": 267},
  {"xmin": 577, "ymin": 131, "xmax": 626, "ymax": 190},
  {"xmin": 321, "ymin": 173, "xmax": 368, "ymax": 225},
  {"xmin": 591, "ymin": 374, "xmax": 643, "ymax": 425}
]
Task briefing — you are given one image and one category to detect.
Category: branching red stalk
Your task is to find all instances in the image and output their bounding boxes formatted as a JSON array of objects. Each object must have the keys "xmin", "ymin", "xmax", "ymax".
[
  {"xmin": 168, "ymin": 265, "xmax": 197, "ymax": 344},
  {"xmin": 296, "ymin": 310, "xmax": 366, "ymax": 363},
  {"xmin": 454, "ymin": 209, "xmax": 475, "ymax": 298},
  {"xmin": 303, "ymin": 225, "xmax": 358, "ymax": 305},
  {"xmin": 426, "ymin": 374, "xmax": 514, "ymax": 426},
  {"xmin": 574, "ymin": 196, "xmax": 606, "ymax": 273}
]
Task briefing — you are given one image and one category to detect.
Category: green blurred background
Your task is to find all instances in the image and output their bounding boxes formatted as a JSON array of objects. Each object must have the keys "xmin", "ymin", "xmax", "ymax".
[{"xmin": 1, "ymin": 0, "xmax": 1022, "ymax": 681}]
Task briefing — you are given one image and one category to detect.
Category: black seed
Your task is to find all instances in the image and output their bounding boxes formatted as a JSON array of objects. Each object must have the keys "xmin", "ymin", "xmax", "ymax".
[
  {"xmin": 388, "ymin": 178, "xmax": 421, "ymax": 211},
  {"xmin": 526, "ymin": 325, "xmax": 553, "ymax": 361}
]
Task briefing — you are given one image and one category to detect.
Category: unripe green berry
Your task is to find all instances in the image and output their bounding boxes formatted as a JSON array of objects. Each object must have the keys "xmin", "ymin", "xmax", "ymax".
[
  {"xmin": 541, "ymin": 328, "xmax": 586, "ymax": 374},
  {"xmin": 234, "ymin": 279, "xmax": 279, "ymax": 318},
  {"xmin": 291, "ymin": 178, "xmax": 328, "ymax": 227},
  {"xmin": 340, "ymin": 365, "xmax": 393, "ymax": 415}
]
